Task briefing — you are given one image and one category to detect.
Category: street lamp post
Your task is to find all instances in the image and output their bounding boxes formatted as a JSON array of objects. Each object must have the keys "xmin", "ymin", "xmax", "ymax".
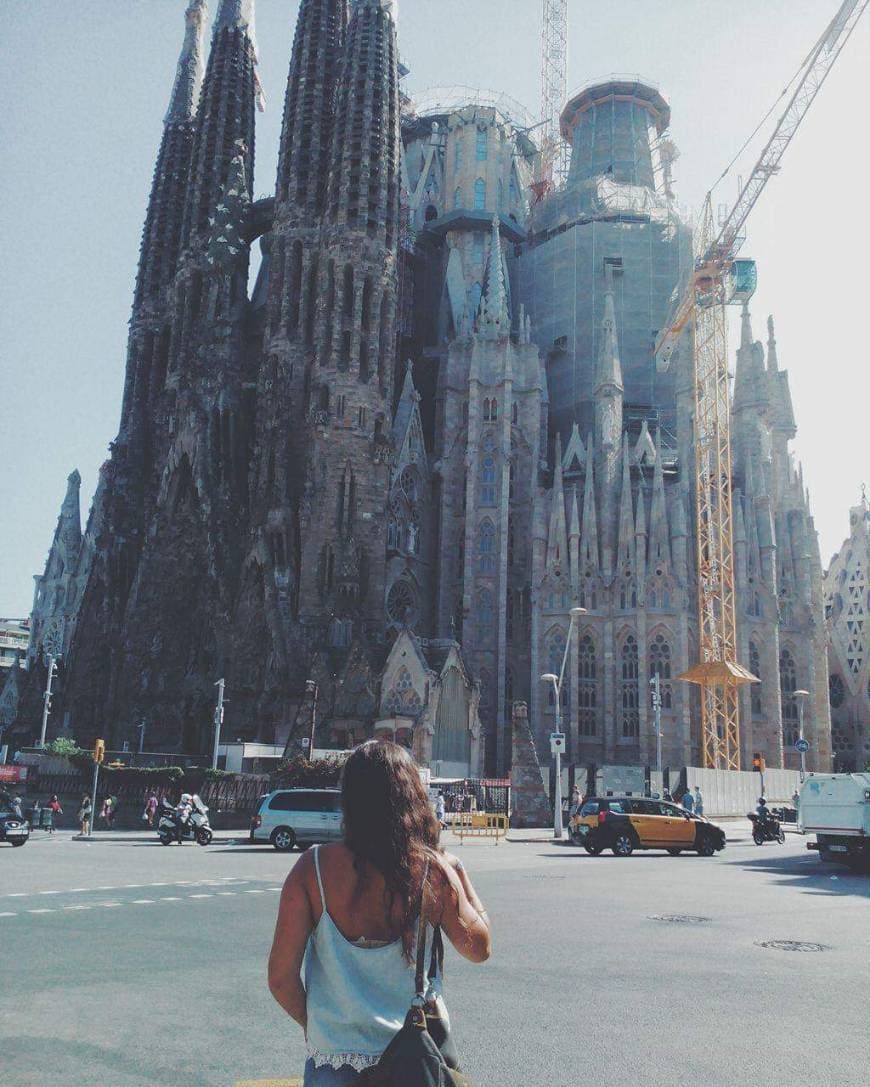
[
  {"xmin": 38, "ymin": 654, "xmax": 58, "ymax": 747},
  {"xmin": 138, "ymin": 719, "xmax": 146, "ymax": 754},
  {"xmin": 649, "ymin": 672, "xmax": 663, "ymax": 777},
  {"xmin": 541, "ymin": 606, "xmax": 586, "ymax": 840},
  {"xmin": 794, "ymin": 689, "xmax": 810, "ymax": 781},
  {"xmin": 212, "ymin": 679, "xmax": 226, "ymax": 770},
  {"xmin": 306, "ymin": 679, "xmax": 319, "ymax": 760}
]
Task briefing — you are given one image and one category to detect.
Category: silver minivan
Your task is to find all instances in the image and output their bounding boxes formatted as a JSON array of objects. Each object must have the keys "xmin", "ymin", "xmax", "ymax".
[{"xmin": 250, "ymin": 788, "xmax": 342, "ymax": 851}]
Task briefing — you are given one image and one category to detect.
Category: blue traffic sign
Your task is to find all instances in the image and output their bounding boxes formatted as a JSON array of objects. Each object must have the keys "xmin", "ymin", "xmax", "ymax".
[{"xmin": 795, "ymin": 738, "xmax": 810, "ymax": 753}]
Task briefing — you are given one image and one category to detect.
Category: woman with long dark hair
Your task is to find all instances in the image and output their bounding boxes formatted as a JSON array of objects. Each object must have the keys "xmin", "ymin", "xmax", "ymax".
[{"xmin": 268, "ymin": 741, "xmax": 491, "ymax": 1085}]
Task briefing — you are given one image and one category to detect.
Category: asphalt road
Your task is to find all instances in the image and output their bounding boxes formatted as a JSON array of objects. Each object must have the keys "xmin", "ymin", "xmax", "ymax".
[{"xmin": 1, "ymin": 824, "xmax": 867, "ymax": 1087}]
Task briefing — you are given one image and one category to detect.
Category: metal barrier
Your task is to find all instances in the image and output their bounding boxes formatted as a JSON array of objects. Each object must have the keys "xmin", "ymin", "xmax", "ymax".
[{"xmin": 451, "ymin": 812, "xmax": 509, "ymax": 844}]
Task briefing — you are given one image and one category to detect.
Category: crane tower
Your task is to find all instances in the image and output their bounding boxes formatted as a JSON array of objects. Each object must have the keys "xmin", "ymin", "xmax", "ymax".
[{"xmin": 541, "ymin": 0, "xmax": 569, "ymax": 184}]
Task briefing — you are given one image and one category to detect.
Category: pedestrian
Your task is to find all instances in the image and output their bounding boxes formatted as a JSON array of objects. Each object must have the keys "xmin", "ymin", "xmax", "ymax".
[
  {"xmin": 100, "ymin": 795, "xmax": 113, "ymax": 829},
  {"xmin": 569, "ymin": 785, "xmax": 583, "ymax": 820},
  {"xmin": 108, "ymin": 794, "xmax": 118, "ymax": 829},
  {"xmin": 30, "ymin": 798, "xmax": 42, "ymax": 829},
  {"xmin": 47, "ymin": 794, "xmax": 63, "ymax": 834},
  {"xmin": 143, "ymin": 791, "xmax": 158, "ymax": 828},
  {"xmin": 268, "ymin": 740, "xmax": 491, "ymax": 1085},
  {"xmin": 10, "ymin": 794, "xmax": 23, "ymax": 819},
  {"xmin": 693, "ymin": 786, "xmax": 704, "ymax": 817},
  {"xmin": 434, "ymin": 790, "xmax": 446, "ymax": 828},
  {"xmin": 792, "ymin": 789, "xmax": 800, "ymax": 813},
  {"xmin": 681, "ymin": 789, "xmax": 695, "ymax": 814},
  {"xmin": 78, "ymin": 794, "xmax": 92, "ymax": 837}
]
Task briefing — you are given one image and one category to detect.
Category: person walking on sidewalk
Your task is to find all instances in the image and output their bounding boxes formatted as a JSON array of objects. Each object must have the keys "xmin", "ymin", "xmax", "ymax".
[
  {"xmin": 268, "ymin": 740, "xmax": 491, "ymax": 1085},
  {"xmin": 46, "ymin": 794, "xmax": 63, "ymax": 834},
  {"xmin": 99, "ymin": 795, "xmax": 113, "ymax": 829},
  {"xmin": 681, "ymin": 789, "xmax": 695, "ymax": 814},
  {"xmin": 693, "ymin": 787, "xmax": 704, "ymax": 817},
  {"xmin": 143, "ymin": 791, "xmax": 158, "ymax": 828},
  {"xmin": 78, "ymin": 794, "xmax": 92, "ymax": 836}
]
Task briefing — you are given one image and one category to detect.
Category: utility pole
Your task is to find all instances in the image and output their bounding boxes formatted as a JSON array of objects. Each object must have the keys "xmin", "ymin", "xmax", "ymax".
[
  {"xmin": 541, "ymin": 606, "xmax": 585, "ymax": 840},
  {"xmin": 794, "ymin": 689, "xmax": 810, "ymax": 781},
  {"xmin": 138, "ymin": 719, "xmax": 146, "ymax": 754},
  {"xmin": 38, "ymin": 654, "xmax": 58, "ymax": 747},
  {"xmin": 306, "ymin": 679, "xmax": 319, "ymax": 760},
  {"xmin": 650, "ymin": 672, "xmax": 663, "ymax": 778},
  {"xmin": 88, "ymin": 739, "xmax": 104, "ymax": 838},
  {"xmin": 212, "ymin": 679, "xmax": 225, "ymax": 770}
]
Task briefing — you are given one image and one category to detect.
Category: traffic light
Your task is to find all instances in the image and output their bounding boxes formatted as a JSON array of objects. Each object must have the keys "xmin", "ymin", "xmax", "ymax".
[
  {"xmin": 752, "ymin": 752, "xmax": 765, "ymax": 772},
  {"xmin": 93, "ymin": 738, "xmax": 105, "ymax": 764}
]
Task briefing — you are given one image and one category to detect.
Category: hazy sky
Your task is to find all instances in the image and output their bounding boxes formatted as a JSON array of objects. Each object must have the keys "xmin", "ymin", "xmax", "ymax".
[{"xmin": 2, "ymin": 1, "xmax": 867, "ymax": 617}]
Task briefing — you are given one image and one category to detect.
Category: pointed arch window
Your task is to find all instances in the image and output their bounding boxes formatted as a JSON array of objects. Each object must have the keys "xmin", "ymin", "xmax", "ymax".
[
  {"xmin": 474, "ymin": 178, "xmax": 486, "ymax": 210},
  {"xmin": 476, "ymin": 129, "xmax": 488, "ymax": 161},
  {"xmin": 480, "ymin": 456, "xmax": 497, "ymax": 506},
  {"xmin": 477, "ymin": 588, "xmax": 494, "ymax": 637},
  {"xmin": 387, "ymin": 515, "xmax": 400, "ymax": 551},
  {"xmin": 478, "ymin": 520, "xmax": 496, "ymax": 574},
  {"xmin": 473, "ymin": 233, "xmax": 485, "ymax": 263},
  {"xmin": 579, "ymin": 577, "xmax": 598, "ymax": 611},
  {"xmin": 453, "ymin": 186, "xmax": 461, "ymax": 209},
  {"xmin": 749, "ymin": 640, "xmax": 762, "ymax": 716},
  {"xmin": 780, "ymin": 648, "xmax": 799, "ymax": 746},
  {"xmin": 648, "ymin": 633, "xmax": 673, "ymax": 709},
  {"xmin": 511, "ymin": 401, "xmax": 518, "ymax": 424},
  {"xmin": 578, "ymin": 634, "xmax": 598, "ymax": 735},
  {"xmin": 454, "ymin": 138, "xmax": 463, "ymax": 169},
  {"xmin": 620, "ymin": 635, "xmax": 640, "ymax": 738}
]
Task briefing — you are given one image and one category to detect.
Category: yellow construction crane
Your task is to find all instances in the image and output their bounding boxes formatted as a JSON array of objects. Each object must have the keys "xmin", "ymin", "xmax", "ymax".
[{"xmin": 655, "ymin": 0, "xmax": 868, "ymax": 770}]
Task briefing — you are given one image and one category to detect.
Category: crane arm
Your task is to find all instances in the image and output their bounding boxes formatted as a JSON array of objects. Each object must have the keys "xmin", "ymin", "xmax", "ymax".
[
  {"xmin": 656, "ymin": 0, "xmax": 868, "ymax": 369},
  {"xmin": 715, "ymin": 0, "xmax": 868, "ymax": 260}
]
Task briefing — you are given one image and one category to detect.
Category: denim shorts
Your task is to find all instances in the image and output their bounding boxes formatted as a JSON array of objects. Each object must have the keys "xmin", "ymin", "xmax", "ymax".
[{"xmin": 303, "ymin": 1058, "xmax": 363, "ymax": 1085}]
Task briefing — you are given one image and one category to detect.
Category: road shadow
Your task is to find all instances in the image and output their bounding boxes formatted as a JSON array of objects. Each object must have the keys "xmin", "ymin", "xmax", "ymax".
[
  {"xmin": 537, "ymin": 851, "xmax": 706, "ymax": 860},
  {"xmin": 725, "ymin": 850, "xmax": 870, "ymax": 898}
]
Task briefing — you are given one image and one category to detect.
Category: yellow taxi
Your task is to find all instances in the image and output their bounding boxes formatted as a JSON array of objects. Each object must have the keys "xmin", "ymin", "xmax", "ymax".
[{"xmin": 569, "ymin": 796, "xmax": 726, "ymax": 857}]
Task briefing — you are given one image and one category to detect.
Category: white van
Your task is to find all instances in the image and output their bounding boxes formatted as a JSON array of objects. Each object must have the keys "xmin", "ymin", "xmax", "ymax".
[
  {"xmin": 250, "ymin": 788, "xmax": 342, "ymax": 851},
  {"xmin": 800, "ymin": 772, "xmax": 870, "ymax": 868}
]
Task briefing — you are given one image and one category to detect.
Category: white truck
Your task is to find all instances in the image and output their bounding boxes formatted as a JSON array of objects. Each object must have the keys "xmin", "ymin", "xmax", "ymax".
[{"xmin": 799, "ymin": 772, "xmax": 870, "ymax": 869}]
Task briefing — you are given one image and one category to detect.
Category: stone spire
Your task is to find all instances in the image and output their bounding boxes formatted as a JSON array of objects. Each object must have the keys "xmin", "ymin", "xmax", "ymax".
[
  {"xmin": 740, "ymin": 301, "xmax": 753, "ymax": 351},
  {"xmin": 580, "ymin": 435, "xmax": 600, "ymax": 571},
  {"xmin": 479, "ymin": 216, "xmax": 509, "ymax": 337},
  {"xmin": 165, "ymin": 1, "xmax": 209, "ymax": 124},
  {"xmin": 182, "ymin": 0, "xmax": 258, "ymax": 246},
  {"xmin": 648, "ymin": 432, "xmax": 671, "ymax": 570},
  {"xmin": 275, "ymin": 0, "xmax": 346, "ymax": 215},
  {"xmin": 616, "ymin": 436, "xmax": 634, "ymax": 570},
  {"xmin": 634, "ymin": 470, "xmax": 647, "ymax": 584},
  {"xmin": 60, "ymin": 470, "xmax": 83, "ymax": 546},
  {"xmin": 546, "ymin": 434, "xmax": 569, "ymax": 572},
  {"xmin": 595, "ymin": 265, "xmax": 624, "ymax": 396},
  {"xmin": 766, "ymin": 314, "xmax": 778, "ymax": 371}
]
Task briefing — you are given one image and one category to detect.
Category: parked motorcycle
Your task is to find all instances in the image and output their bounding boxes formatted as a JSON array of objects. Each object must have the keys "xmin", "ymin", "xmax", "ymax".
[
  {"xmin": 747, "ymin": 810, "xmax": 785, "ymax": 845},
  {"xmin": 157, "ymin": 795, "xmax": 213, "ymax": 846}
]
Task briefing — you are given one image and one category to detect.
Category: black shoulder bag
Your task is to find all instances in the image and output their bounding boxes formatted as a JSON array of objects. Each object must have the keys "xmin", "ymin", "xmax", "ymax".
[{"xmin": 359, "ymin": 867, "xmax": 473, "ymax": 1087}]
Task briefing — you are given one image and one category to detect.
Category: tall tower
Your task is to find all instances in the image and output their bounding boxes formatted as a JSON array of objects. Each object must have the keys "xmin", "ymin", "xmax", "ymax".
[{"xmin": 294, "ymin": 0, "xmax": 402, "ymax": 654}]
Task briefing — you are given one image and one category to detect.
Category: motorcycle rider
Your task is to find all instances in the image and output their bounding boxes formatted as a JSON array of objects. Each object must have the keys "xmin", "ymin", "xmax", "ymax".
[
  {"xmin": 174, "ymin": 793, "xmax": 194, "ymax": 832},
  {"xmin": 756, "ymin": 796, "xmax": 774, "ymax": 833}
]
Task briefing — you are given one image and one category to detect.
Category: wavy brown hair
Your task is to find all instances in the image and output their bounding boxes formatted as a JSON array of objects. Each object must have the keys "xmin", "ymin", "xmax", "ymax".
[{"xmin": 341, "ymin": 740, "xmax": 440, "ymax": 961}]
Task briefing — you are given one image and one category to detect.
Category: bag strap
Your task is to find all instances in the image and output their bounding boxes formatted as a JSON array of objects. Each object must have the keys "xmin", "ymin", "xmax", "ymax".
[
  {"xmin": 428, "ymin": 922, "xmax": 445, "ymax": 982},
  {"xmin": 414, "ymin": 857, "xmax": 431, "ymax": 998}
]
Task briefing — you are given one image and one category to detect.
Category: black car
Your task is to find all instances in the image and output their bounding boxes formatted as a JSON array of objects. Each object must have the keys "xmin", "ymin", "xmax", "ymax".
[{"xmin": 0, "ymin": 792, "xmax": 30, "ymax": 847}]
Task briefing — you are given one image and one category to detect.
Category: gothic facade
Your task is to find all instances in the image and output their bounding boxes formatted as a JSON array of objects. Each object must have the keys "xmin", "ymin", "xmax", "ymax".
[{"xmin": 8, "ymin": 1, "xmax": 832, "ymax": 776}]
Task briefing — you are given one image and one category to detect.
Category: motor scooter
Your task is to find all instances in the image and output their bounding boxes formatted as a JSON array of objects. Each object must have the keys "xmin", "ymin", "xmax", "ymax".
[
  {"xmin": 157, "ymin": 795, "xmax": 213, "ymax": 845},
  {"xmin": 747, "ymin": 810, "xmax": 785, "ymax": 845}
]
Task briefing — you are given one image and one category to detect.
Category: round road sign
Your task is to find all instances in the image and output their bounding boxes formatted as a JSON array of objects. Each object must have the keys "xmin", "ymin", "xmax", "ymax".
[{"xmin": 795, "ymin": 738, "xmax": 810, "ymax": 753}]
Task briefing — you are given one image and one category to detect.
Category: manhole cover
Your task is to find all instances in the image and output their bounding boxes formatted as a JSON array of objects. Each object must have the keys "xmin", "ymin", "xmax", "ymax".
[
  {"xmin": 649, "ymin": 914, "xmax": 711, "ymax": 924},
  {"xmin": 757, "ymin": 940, "xmax": 830, "ymax": 953}
]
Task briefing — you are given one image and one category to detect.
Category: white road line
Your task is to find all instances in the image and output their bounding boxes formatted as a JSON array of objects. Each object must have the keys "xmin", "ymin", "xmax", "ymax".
[
  {"xmin": 0, "ymin": 911, "xmax": 17, "ymax": 917},
  {"xmin": 150, "ymin": 882, "xmax": 170, "ymax": 887},
  {"xmin": 160, "ymin": 897, "xmax": 182, "ymax": 902},
  {"xmin": 267, "ymin": 887, "xmax": 282, "ymax": 892},
  {"xmin": 27, "ymin": 909, "xmax": 55, "ymax": 914},
  {"xmin": 243, "ymin": 889, "xmax": 265, "ymax": 894},
  {"xmin": 63, "ymin": 905, "xmax": 92, "ymax": 911},
  {"xmin": 100, "ymin": 902, "xmax": 122, "ymax": 908},
  {"xmin": 131, "ymin": 899, "xmax": 155, "ymax": 904},
  {"xmin": 189, "ymin": 894, "xmax": 213, "ymax": 899},
  {"xmin": 123, "ymin": 884, "xmax": 143, "ymax": 889},
  {"xmin": 6, "ymin": 893, "xmax": 27, "ymax": 898},
  {"xmin": 216, "ymin": 892, "xmax": 237, "ymax": 896},
  {"xmin": 39, "ymin": 890, "xmax": 62, "ymax": 895}
]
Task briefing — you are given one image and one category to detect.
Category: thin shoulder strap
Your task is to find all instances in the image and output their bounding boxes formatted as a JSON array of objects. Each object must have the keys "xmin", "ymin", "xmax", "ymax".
[
  {"xmin": 313, "ymin": 845, "xmax": 326, "ymax": 911},
  {"xmin": 415, "ymin": 856, "xmax": 431, "ymax": 998}
]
